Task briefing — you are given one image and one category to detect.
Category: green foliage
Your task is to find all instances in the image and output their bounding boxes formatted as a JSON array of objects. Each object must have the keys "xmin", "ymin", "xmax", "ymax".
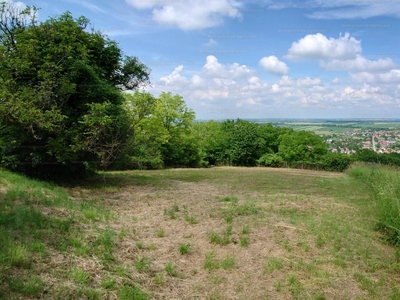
[
  {"xmin": 257, "ymin": 153, "xmax": 283, "ymax": 167},
  {"xmin": 0, "ymin": 5, "xmax": 149, "ymax": 179},
  {"xmin": 321, "ymin": 152, "xmax": 354, "ymax": 172},
  {"xmin": 278, "ymin": 131, "xmax": 327, "ymax": 163},
  {"xmin": 230, "ymin": 120, "xmax": 264, "ymax": 166}
]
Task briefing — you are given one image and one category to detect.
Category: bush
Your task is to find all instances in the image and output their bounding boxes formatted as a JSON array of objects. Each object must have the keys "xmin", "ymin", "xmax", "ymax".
[
  {"xmin": 257, "ymin": 153, "xmax": 283, "ymax": 167},
  {"xmin": 322, "ymin": 153, "xmax": 354, "ymax": 172}
]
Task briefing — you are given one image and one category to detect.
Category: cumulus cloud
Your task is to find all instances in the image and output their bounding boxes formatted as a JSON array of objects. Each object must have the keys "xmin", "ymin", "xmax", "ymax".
[
  {"xmin": 286, "ymin": 32, "xmax": 361, "ymax": 60},
  {"xmin": 159, "ymin": 65, "xmax": 189, "ymax": 85},
  {"xmin": 125, "ymin": 0, "xmax": 241, "ymax": 30},
  {"xmin": 152, "ymin": 55, "xmax": 400, "ymax": 118},
  {"xmin": 202, "ymin": 55, "xmax": 252, "ymax": 79},
  {"xmin": 259, "ymin": 56, "xmax": 289, "ymax": 75},
  {"xmin": 321, "ymin": 54, "xmax": 397, "ymax": 73},
  {"xmin": 351, "ymin": 70, "xmax": 400, "ymax": 84}
]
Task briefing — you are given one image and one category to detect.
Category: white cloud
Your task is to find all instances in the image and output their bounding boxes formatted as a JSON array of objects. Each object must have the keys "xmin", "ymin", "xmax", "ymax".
[
  {"xmin": 202, "ymin": 55, "xmax": 252, "ymax": 79},
  {"xmin": 321, "ymin": 54, "xmax": 397, "ymax": 73},
  {"xmin": 205, "ymin": 38, "xmax": 217, "ymax": 46},
  {"xmin": 125, "ymin": 0, "xmax": 241, "ymax": 30},
  {"xmin": 351, "ymin": 70, "xmax": 400, "ymax": 84},
  {"xmin": 150, "ymin": 56, "xmax": 400, "ymax": 117},
  {"xmin": 259, "ymin": 56, "xmax": 289, "ymax": 75},
  {"xmin": 286, "ymin": 32, "xmax": 361, "ymax": 60},
  {"xmin": 159, "ymin": 65, "xmax": 189, "ymax": 85}
]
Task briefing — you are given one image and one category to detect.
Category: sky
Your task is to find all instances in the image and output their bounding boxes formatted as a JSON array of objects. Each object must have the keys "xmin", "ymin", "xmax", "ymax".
[{"xmin": 9, "ymin": 0, "xmax": 400, "ymax": 120}]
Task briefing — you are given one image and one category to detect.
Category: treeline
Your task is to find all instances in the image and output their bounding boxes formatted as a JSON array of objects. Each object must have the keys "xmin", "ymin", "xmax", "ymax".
[{"xmin": 107, "ymin": 91, "xmax": 353, "ymax": 172}]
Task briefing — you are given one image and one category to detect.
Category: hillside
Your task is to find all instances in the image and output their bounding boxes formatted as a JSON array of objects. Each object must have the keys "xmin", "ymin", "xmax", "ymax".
[{"xmin": 1, "ymin": 166, "xmax": 400, "ymax": 299}]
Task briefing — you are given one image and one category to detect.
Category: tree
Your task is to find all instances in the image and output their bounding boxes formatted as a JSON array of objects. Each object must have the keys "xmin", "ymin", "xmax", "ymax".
[
  {"xmin": 230, "ymin": 119, "xmax": 264, "ymax": 166},
  {"xmin": 278, "ymin": 131, "xmax": 327, "ymax": 163},
  {"xmin": 0, "ymin": 3, "xmax": 150, "ymax": 178},
  {"xmin": 153, "ymin": 92, "xmax": 199, "ymax": 167}
]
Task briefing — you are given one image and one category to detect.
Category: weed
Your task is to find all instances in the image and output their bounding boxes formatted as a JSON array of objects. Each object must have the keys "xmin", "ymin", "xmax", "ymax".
[
  {"xmin": 204, "ymin": 251, "xmax": 219, "ymax": 270},
  {"xmin": 179, "ymin": 243, "xmax": 191, "ymax": 255},
  {"xmin": 117, "ymin": 284, "xmax": 149, "ymax": 300},
  {"xmin": 164, "ymin": 262, "xmax": 180, "ymax": 277},
  {"xmin": 156, "ymin": 228, "xmax": 165, "ymax": 238},
  {"xmin": 69, "ymin": 267, "xmax": 91, "ymax": 285},
  {"xmin": 264, "ymin": 257, "xmax": 283, "ymax": 274},
  {"xmin": 242, "ymin": 225, "xmax": 251, "ymax": 234},
  {"xmin": 135, "ymin": 257, "xmax": 152, "ymax": 273},
  {"xmin": 221, "ymin": 255, "xmax": 235, "ymax": 270},
  {"xmin": 153, "ymin": 274, "xmax": 165, "ymax": 285},
  {"xmin": 101, "ymin": 277, "xmax": 116, "ymax": 289},
  {"xmin": 240, "ymin": 236, "xmax": 249, "ymax": 247}
]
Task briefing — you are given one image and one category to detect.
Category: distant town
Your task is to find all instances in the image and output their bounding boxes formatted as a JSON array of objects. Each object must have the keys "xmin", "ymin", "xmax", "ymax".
[{"xmin": 250, "ymin": 119, "xmax": 400, "ymax": 155}]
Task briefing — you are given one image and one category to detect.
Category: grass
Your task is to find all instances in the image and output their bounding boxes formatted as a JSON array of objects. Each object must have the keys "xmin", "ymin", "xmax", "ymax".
[
  {"xmin": 1, "ymin": 165, "xmax": 400, "ymax": 299},
  {"xmin": 178, "ymin": 243, "xmax": 191, "ymax": 255}
]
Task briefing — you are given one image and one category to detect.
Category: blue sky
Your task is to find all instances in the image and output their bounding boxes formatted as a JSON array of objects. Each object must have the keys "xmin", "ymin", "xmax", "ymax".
[{"xmin": 11, "ymin": 0, "xmax": 400, "ymax": 119}]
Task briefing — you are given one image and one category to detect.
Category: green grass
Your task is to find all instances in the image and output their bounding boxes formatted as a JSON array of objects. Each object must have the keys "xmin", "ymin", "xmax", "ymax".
[
  {"xmin": 2, "ymin": 165, "xmax": 400, "ymax": 299},
  {"xmin": 347, "ymin": 163, "xmax": 400, "ymax": 246},
  {"xmin": 178, "ymin": 243, "xmax": 191, "ymax": 255}
]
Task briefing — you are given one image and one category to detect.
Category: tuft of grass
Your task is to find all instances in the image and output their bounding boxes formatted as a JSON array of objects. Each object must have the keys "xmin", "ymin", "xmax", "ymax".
[
  {"xmin": 69, "ymin": 267, "xmax": 91, "ymax": 285},
  {"xmin": 164, "ymin": 204, "xmax": 179, "ymax": 219},
  {"xmin": 264, "ymin": 257, "xmax": 283, "ymax": 274},
  {"xmin": 204, "ymin": 251, "xmax": 220, "ymax": 270},
  {"xmin": 135, "ymin": 257, "xmax": 152, "ymax": 273},
  {"xmin": 240, "ymin": 236, "xmax": 249, "ymax": 247},
  {"xmin": 209, "ymin": 226, "xmax": 232, "ymax": 246},
  {"xmin": 156, "ymin": 228, "xmax": 165, "ymax": 238},
  {"xmin": 221, "ymin": 255, "xmax": 235, "ymax": 270},
  {"xmin": 117, "ymin": 284, "xmax": 149, "ymax": 300},
  {"xmin": 164, "ymin": 262, "xmax": 180, "ymax": 277},
  {"xmin": 101, "ymin": 277, "xmax": 116, "ymax": 289},
  {"xmin": 178, "ymin": 243, "xmax": 191, "ymax": 255}
]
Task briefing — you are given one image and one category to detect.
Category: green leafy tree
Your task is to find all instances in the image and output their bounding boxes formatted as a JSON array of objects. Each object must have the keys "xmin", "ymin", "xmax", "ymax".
[
  {"xmin": 0, "ymin": 4, "xmax": 150, "ymax": 178},
  {"xmin": 154, "ymin": 92, "xmax": 199, "ymax": 167},
  {"xmin": 278, "ymin": 131, "xmax": 327, "ymax": 163},
  {"xmin": 230, "ymin": 119, "xmax": 264, "ymax": 166}
]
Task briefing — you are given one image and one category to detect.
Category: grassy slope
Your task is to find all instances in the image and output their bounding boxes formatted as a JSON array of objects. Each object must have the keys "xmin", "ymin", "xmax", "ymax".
[{"xmin": 1, "ymin": 166, "xmax": 400, "ymax": 299}]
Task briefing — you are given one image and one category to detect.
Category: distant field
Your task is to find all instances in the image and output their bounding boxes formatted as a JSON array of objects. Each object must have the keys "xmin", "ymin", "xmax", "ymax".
[
  {"xmin": 274, "ymin": 121, "xmax": 400, "ymax": 134},
  {"xmin": 1, "ymin": 167, "xmax": 400, "ymax": 299}
]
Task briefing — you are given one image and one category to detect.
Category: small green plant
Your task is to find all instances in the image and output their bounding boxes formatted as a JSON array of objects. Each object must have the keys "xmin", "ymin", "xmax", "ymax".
[
  {"xmin": 221, "ymin": 255, "xmax": 235, "ymax": 270},
  {"xmin": 135, "ymin": 257, "xmax": 152, "ymax": 273},
  {"xmin": 69, "ymin": 267, "xmax": 91, "ymax": 284},
  {"xmin": 240, "ymin": 236, "xmax": 249, "ymax": 247},
  {"xmin": 136, "ymin": 242, "xmax": 144, "ymax": 249},
  {"xmin": 101, "ymin": 277, "xmax": 116, "ymax": 289},
  {"xmin": 179, "ymin": 243, "xmax": 191, "ymax": 255},
  {"xmin": 242, "ymin": 225, "xmax": 251, "ymax": 234},
  {"xmin": 153, "ymin": 273, "xmax": 165, "ymax": 285},
  {"xmin": 204, "ymin": 251, "xmax": 220, "ymax": 270},
  {"xmin": 165, "ymin": 262, "xmax": 180, "ymax": 277},
  {"xmin": 86, "ymin": 288, "xmax": 102, "ymax": 300},
  {"xmin": 185, "ymin": 214, "xmax": 199, "ymax": 224},
  {"xmin": 156, "ymin": 228, "xmax": 165, "ymax": 237},
  {"xmin": 117, "ymin": 284, "xmax": 149, "ymax": 300},
  {"xmin": 209, "ymin": 226, "xmax": 232, "ymax": 246},
  {"xmin": 164, "ymin": 204, "xmax": 179, "ymax": 219},
  {"xmin": 264, "ymin": 257, "xmax": 283, "ymax": 274}
]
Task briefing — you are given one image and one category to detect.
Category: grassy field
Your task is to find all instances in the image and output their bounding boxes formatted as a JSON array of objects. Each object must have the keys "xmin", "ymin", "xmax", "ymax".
[{"xmin": 1, "ymin": 166, "xmax": 400, "ymax": 299}]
